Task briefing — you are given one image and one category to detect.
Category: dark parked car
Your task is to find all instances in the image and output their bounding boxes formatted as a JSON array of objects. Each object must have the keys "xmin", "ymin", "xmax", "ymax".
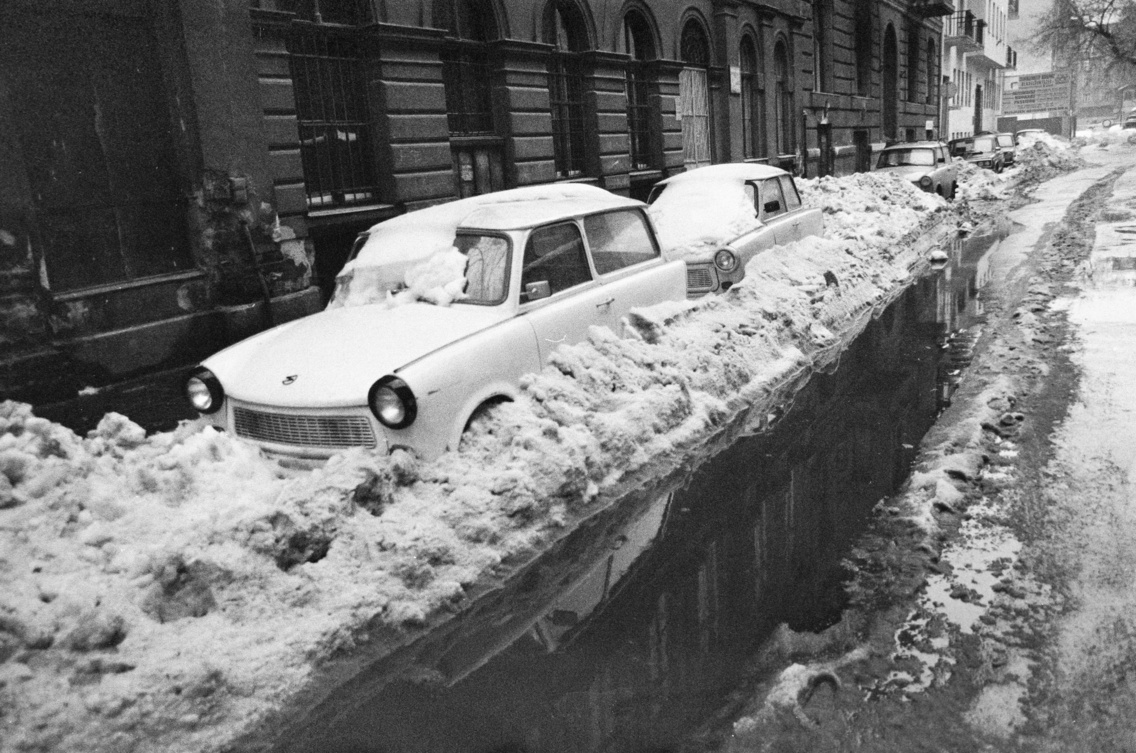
[
  {"xmin": 948, "ymin": 134, "xmax": 1005, "ymax": 173},
  {"xmin": 875, "ymin": 141, "xmax": 957, "ymax": 199}
]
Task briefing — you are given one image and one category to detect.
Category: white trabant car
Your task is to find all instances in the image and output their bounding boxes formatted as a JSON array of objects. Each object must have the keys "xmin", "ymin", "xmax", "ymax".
[
  {"xmin": 183, "ymin": 185, "xmax": 687, "ymax": 461},
  {"xmin": 647, "ymin": 163, "xmax": 824, "ymax": 296}
]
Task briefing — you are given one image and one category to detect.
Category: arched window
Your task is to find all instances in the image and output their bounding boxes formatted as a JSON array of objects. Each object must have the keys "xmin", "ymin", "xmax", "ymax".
[
  {"xmin": 854, "ymin": 0, "xmax": 872, "ymax": 97},
  {"xmin": 906, "ymin": 27, "xmax": 920, "ymax": 103},
  {"xmin": 774, "ymin": 40, "xmax": 794, "ymax": 155},
  {"xmin": 813, "ymin": 0, "xmax": 831, "ymax": 92},
  {"xmin": 679, "ymin": 19, "xmax": 712, "ymax": 168},
  {"xmin": 438, "ymin": 0, "xmax": 497, "ymax": 135},
  {"xmin": 545, "ymin": 1, "xmax": 590, "ymax": 179},
  {"xmin": 925, "ymin": 38, "xmax": 937, "ymax": 106},
  {"xmin": 740, "ymin": 35, "xmax": 765, "ymax": 159},
  {"xmin": 623, "ymin": 10, "xmax": 658, "ymax": 171}
]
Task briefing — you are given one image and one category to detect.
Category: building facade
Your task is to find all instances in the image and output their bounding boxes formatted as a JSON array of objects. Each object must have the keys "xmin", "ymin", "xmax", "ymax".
[
  {"xmin": 0, "ymin": 0, "xmax": 949, "ymax": 404},
  {"xmin": 942, "ymin": 0, "xmax": 1016, "ymax": 139}
]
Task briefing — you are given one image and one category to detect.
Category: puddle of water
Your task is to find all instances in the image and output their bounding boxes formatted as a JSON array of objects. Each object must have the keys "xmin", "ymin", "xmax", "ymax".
[{"xmin": 280, "ymin": 227, "xmax": 1010, "ymax": 753}]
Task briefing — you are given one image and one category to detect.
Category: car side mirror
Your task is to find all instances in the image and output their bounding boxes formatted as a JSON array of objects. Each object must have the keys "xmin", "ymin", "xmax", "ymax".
[
  {"xmin": 763, "ymin": 200, "xmax": 781, "ymax": 213},
  {"xmin": 523, "ymin": 280, "xmax": 551, "ymax": 302}
]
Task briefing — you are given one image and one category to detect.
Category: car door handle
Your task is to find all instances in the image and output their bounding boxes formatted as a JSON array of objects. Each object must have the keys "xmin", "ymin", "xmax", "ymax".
[{"xmin": 596, "ymin": 297, "xmax": 615, "ymax": 308}]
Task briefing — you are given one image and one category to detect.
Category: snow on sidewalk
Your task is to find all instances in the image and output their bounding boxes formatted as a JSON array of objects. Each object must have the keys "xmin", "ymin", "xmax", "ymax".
[{"xmin": 0, "ymin": 161, "xmax": 1045, "ymax": 753}]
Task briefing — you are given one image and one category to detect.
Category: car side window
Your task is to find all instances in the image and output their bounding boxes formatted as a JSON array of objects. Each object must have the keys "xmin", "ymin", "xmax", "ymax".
[
  {"xmin": 760, "ymin": 178, "xmax": 786, "ymax": 219},
  {"xmin": 778, "ymin": 176, "xmax": 802, "ymax": 211},
  {"xmin": 936, "ymin": 147, "xmax": 946, "ymax": 163},
  {"xmin": 521, "ymin": 222, "xmax": 592, "ymax": 299},
  {"xmin": 744, "ymin": 182, "xmax": 757, "ymax": 208},
  {"xmin": 583, "ymin": 209, "xmax": 659, "ymax": 275}
]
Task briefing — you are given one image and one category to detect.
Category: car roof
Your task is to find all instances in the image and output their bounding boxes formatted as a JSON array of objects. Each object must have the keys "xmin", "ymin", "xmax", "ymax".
[
  {"xmin": 655, "ymin": 162, "xmax": 789, "ymax": 186},
  {"xmin": 460, "ymin": 195, "xmax": 644, "ymax": 230},
  {"xmin": 881, "ymin": 141, "xmax": 943, "ymax": 149}
]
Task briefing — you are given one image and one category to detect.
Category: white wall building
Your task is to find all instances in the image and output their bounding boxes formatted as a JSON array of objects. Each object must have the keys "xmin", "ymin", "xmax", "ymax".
[{"xmin": 942, "ymin": 0, "xmax": 1017, "ymax": 139}]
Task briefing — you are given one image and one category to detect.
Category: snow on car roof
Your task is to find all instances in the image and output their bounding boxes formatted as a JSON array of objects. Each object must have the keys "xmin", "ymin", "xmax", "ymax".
[
  {"xmin": 353, "ymin": 183, "xmax": 624, "ymax": 266},
  {"xmin": 656, "ymin": 162, "xmax": 789, "ymax": 186},
  {"xmin": 460, "ymin": 194, "xmax": 642, "ymax": 231}
]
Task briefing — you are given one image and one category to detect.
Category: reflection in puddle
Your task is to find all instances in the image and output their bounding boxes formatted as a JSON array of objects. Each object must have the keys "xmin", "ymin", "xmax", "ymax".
[{"xmin": 286, "ymin": 228, "xmax": 1006, "ymax": 753}]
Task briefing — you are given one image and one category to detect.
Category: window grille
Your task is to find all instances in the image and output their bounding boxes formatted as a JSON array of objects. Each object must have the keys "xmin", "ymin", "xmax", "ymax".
[
  {"xmin": 680, "ymin": 21, "xmax": 712, "ymax": 168},
  {"xmin": 288, "ymin": 30, "xmax": 379, "ymax": 209},
  {"xmin": 623, "ymin": 11, "xmax": 657, "ymax": 172},
  {"xmin": 549, "ymin": 54, "xmax": 587, "ymax": 178},
  {"xmin": 443, "ymin": 46, "xmax": 495, "ymax": 135}
]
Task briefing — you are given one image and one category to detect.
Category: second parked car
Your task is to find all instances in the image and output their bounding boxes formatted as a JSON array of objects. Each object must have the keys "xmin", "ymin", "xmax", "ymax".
[
  {"xmin": 874, "ymin": 141, "xmax": 957, "ymax": 199},
  {"xmin": 948, "ymin": 134, "xmax": 1006, "ymax": 172},
  {"xmin": 647, "ymin": 163, "xmax": 824, "ymax": 296}
]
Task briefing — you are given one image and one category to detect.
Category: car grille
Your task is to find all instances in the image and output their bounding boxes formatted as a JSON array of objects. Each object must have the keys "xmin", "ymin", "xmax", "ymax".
[
  {"xmin": 233, "ymin": 407, "xmax": 377, "ymax": 449},
  {"xmin": 687, "ymin": 266, "xmax": 716, "ymax": 292}
]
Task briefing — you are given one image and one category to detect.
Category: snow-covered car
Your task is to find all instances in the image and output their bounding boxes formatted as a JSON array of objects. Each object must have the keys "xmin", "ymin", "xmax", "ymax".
[
  {"xmin": 874, "ymin": 141, "xmax": 957, "ymax": 199},
  {"xmin": 183, "ymin": 185, "xmax": 687, "ymax": 461},
  {"xmin": 948, "ymin": 134, "xmax": 1005, "ymax": 172},
  {"xmin": 647, "ymin": 163, "xmax": 824, "ymax": 296},
  {"xmin": 1015, "ymin": 128, "xmax": 1046, "ymax": 144}
]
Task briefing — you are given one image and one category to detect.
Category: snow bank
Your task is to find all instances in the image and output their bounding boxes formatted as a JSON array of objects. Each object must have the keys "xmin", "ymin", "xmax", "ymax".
[
  {"xmin": 0, "ymin": 157, "xmax": 1050, "ymax": 753},
  {"xmin": 798, "ymin": 171, "xmax": 946, "ymax": 245}
]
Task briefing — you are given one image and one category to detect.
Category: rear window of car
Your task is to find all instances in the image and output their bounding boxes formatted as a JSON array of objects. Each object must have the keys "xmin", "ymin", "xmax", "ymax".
[
  {"xmin": 583, "ymin": 209, "xmax": 659, "ymax": 275},
  {"xmin": 973, "ymin": 136, "xmax": 996, "ymax": 152},
  {"xmin": 996, "ymin": 134, "xmax": 1014, "ymax": 148},
  {"xmin": 878, "ymin": 148, "xmax": 935, "ymax": 167}
]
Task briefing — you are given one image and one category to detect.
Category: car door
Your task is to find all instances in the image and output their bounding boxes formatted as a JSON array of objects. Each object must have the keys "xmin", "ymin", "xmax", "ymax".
[
  {"xmin": 518, "ymin": 220, "xmax": 610, "ymax": 364},
  {"xmin": 581, "ymin": 208, "xmax": 686, "ymax": 329},
  {"xmin": 758, "ymin": 177, "xmax": 796, "ymax": 245}
]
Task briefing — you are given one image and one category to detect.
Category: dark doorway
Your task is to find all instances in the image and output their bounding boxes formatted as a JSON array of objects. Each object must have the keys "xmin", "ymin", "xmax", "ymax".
[
  {"xmin": 974, "ymin": 84, "xmax": 984, "ymax": 132},
  {"xmin": 817, "ymin": 123, "xmax": 834, "ymax": 176},
  {"xmin": 854, "ymin": 130, "xmax": 872, "ymax": 173},
  {"xmin": 882, "ymin": 24, "xmax": 898, "ymax": 141}
]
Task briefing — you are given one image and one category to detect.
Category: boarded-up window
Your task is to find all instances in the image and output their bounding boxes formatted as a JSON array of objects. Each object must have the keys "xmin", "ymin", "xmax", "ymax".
[
  {"xmin": 0, "ymin": 9, "xmax": 189, "ymax": 292},
  {"xmin": 679, "ymin": 20, "xmax": 712, "ymax": 169}
]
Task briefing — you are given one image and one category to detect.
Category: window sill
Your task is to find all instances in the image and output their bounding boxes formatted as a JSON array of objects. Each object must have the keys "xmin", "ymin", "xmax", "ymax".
[{"xmin": 307, "ymin": 204, "xmax": 397, "ymax": 219}]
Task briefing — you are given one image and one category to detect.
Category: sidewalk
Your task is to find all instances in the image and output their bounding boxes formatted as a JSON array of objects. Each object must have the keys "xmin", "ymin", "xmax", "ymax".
[{"xmin": 32, "ymin": 363, "xmax": 197, "ymax": 436}]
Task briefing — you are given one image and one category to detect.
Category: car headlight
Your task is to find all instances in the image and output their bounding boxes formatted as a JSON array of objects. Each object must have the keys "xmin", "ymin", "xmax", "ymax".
[
  {"xmin": 184, "ymin": 367, "xmax": 224, "ymax": 414},
  {"xmin": 713, "ymin": 248, "xmax": 738, "ymax": 272},
  {"xmin": 368, "ymin": 376, "xmax": 417, "ymax": 429},
  {"xmin": 919, "ymin": 175, "xmax": 933, "ymax": 188}
]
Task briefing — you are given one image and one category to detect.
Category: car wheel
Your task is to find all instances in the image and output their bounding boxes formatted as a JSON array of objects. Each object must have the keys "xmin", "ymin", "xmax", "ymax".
[{"xmin": 458, "ymin": 397, "xmax": 512, "ymax": 451}]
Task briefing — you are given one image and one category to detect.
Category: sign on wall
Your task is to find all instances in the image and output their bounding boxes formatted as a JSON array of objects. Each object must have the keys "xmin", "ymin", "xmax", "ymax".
[{"xmin": 1003, "ymin": 71, "xmax": 1073, "ymax": 115}]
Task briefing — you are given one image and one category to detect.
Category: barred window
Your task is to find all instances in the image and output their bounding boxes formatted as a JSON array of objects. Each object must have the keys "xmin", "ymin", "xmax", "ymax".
[
  {"xmin": 546, "ymin": 2, "xmax": 590, "ymax": 179},
  {"xmin": 288, "ymin": 29, "xmax": 379, "ymax": 208},
  {"xmin": 623, "ymin": 10, "xmax": 657, "ymax": 171},
  {"xmin": 740, "ymin": 35, "xmax": 765, "ymax": 159},
  {"xmin": 679, "ymin": 20, "xmax": 712, "ymax": 169},
  {"xmin": 439, "ymin": 0, "xmax": 496, "ymax": 135}
]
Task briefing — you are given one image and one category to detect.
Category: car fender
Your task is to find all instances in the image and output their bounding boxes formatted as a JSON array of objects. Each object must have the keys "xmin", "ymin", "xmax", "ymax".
[{"xmin": 445, "ymin": 379, "xmax": 523, "ymax": 452}]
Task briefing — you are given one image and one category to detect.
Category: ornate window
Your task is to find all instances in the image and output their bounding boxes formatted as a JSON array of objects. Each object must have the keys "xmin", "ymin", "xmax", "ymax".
[
  {"xmin": 623, "ymin": 10, "xmax": 658, "ymax": 171},
  {"xmin": 740, "ymin": 35, "xmax": 765, "ymax": 159},
  {"xmin": 545, "ymin": 2, "xmax": 590, "ymax": 179}
]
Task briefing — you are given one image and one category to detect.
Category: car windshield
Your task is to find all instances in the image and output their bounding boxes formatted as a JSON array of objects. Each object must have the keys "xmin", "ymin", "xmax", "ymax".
[
  {"xmin": 457, "ymin": 234, "xmax": 511, "ymax": 304},
  {"xmin": 877, "ymin": 148, "xmax": 935, "ymax": 168},
  {"xmin": 972, "ymin": 136, "xmax": 995, "ymax": 152}
]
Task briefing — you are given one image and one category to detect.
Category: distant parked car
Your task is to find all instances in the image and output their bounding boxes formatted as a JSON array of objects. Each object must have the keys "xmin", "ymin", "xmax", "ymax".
[
  {"xmin": 1123, "ymin": 113, "xmax": 1136, "ymax": 130},
  {"xmin": 948, "ymin": 134, "xmax": 1006, "ymax": 172},
  {"xmin": 874, "ymin": 141, "xmax": 957, "ymax": 199},
  {"xmin": 1015, "ymin": 128, "xmax": 1047, "ymax": 144},
  {"xmin": 647, "ymin": 163, "xmax": 824, "ymax": 296},
  {"xmin": 992, "ymin": 132, "xmax": 1017, "ymax": 166},
  {"xmin": 184, "ymin": 185, "xmax": 687, "ymax": 461}
]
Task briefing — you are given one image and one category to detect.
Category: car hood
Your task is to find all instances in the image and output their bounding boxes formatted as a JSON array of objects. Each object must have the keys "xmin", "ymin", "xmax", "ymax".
[
  {"xmin": 204, "ymin": 303, "xmax": 509, "ymax": 408},
  {"xmin": 876, "ymin": 165, "xmax": 933, "ymax": 181}
]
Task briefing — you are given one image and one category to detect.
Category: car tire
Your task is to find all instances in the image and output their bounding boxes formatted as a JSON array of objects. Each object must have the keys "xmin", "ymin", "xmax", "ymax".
[{"xmin": 458, "ymin": 397, "xmax": 511, "ymax": 451}]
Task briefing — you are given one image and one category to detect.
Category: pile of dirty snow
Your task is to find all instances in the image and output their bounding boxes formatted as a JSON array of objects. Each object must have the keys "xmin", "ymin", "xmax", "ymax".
[
  {"xmin": 1014, "ymin": 138, "xmax": 1086, "ymax": 184},
  {"xmin": 798, "ymin": 171, "xmax": 946, "ymax": 245},
  {"xmin": 952, "ymin": 159, "xmax": 1011, "ymax": 202},
  {"xmin": 1, "ymin": 172, "xmax": 958, "ymax": 753}
]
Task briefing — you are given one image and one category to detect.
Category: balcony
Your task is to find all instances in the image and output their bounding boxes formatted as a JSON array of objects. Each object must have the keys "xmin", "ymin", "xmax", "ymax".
[
  {"xmin": 945, "ymin": 11, "xmax": 982, "ymax": 52},
  {"xmin": 912, "ymin": 0, "xmax": 955, "ymax": 17}
]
